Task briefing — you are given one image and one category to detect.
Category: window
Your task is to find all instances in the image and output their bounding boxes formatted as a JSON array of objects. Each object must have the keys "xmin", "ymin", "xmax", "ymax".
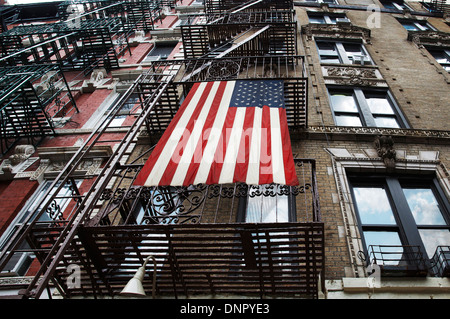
[
  {"xmin": 238, "ymin": 185, "xmax": 295, "ymax": 223},
  {"xmin": 328, "ymin": 88, "xmax": 408, "ymax": 128},
  {"xmin": 398, "ymin": 19, "xmax": 435, "ymax": 31},
  {"xmin": 0, "ymin": 180, "xmax": 81, "ymax": 276},
  {"xmin": 303, "ymin": 0, "xmax": 338, "ymax": 4},
  {"xmin": 238, "ymin": 185, "xmax": 296, "ymax": 267},
  {"xmin": 308, "ymin": 12, "xmax": 349, "ymax": 24},
  {"xmin": 316, "ymin": 40, "xmax": 372, "ymax": 65},
  {"xmin": 103, "ymin": 94, "xmax": 139, "ymax": 128},
  {"xmin": 380, "ymin": 0, "xmax": 412, "ymax": 11},
  {"xmin": 427, "ymin": 48, "xmax": 450, "ymax": 72},
  {"xmin": 142, "ymin": 41, "xmax": 178, "ymax": 62},
  {"xmin": 350, "ymin": 175, "xmax": 450, "ymax": 273}
]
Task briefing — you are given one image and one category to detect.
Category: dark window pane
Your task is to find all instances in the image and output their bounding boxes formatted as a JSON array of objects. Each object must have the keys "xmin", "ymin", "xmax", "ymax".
[{"xmin": 402, "ymin": 22, "xmax": 419, "ymax": 31}]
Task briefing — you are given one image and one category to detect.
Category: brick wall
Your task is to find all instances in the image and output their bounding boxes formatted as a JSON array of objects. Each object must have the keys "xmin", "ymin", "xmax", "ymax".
[{"xmin": 0, "ymin": 179, "xmax": 39, "ymax": 235}]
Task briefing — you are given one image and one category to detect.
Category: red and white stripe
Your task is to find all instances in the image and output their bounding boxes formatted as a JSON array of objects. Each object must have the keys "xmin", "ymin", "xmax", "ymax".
[{"xmin": 134, "ymin": 81, "xmax": 298, "ymax": 187}]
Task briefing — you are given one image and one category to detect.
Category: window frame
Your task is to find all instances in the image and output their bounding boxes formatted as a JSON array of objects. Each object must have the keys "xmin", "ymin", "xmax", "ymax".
[
  {"xmin": 236, "ymin": 185, "xmax": 297, "ymax": 223},
  {"xmin": 398, "ymin": 18, "xmax": 436, "ymax": 31},
  {"xmin": 327, "ymin": 86, "xmax": 409, "ymax": 129},
  {"xmin": 349, "ymin": 173, "xmax": 450, "ymax": 270},
  {"xmin": 380, "ymin": 0, "xmax": 412, "ymax": 11},
  {"xmin": 141, "ymin": 41, "xmax": 178, "ymax": 63},
  {"xmin": 307, "ymin": 12, "xmax": 350, "ymax": 24},
  {"xmin": 316, "ymin": 39, "xmax": 373, "ymax": 65},
  {"xmin": 0, "ymin": 179, "xmax": 82, "ymax": 276},
  {"xmin": 426, "ymin": 47, "xmax": 450, "ymax": 72}
]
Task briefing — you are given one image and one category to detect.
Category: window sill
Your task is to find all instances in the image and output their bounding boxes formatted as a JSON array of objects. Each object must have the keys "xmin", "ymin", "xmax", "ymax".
[{"xmin": 329, "ymin": 277, "xmax": 450, "ymax": 293}]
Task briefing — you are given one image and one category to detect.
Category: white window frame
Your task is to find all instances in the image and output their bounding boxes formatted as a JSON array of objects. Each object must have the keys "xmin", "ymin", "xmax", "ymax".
[
  {"xmin": 399, "ymin": 19, "xmax": 436, "ymax": 31},
  {"xmin": 308, "ymin": 12, "xmax": 350, "ymax": 24},
  {"xmin": 316, "ymin": 40, "xmax": 373, "ymax": 65},
  {"xmin": 327, "ymin": 87, "xmax": 408, "ymax": 128}
]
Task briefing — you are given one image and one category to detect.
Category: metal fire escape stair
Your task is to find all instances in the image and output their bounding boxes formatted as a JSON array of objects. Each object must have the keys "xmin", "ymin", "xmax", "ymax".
[
  {"xmin": 0, "ymin": 72, "xmax": 55, "ymax": 154},
  {"xmin": 0, "ymin": 74, "xmax": 174, "ymax": 299}
]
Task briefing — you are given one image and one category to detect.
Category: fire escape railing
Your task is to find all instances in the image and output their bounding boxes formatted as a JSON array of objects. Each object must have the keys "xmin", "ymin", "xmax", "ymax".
[{"xmin": 0, "ymin": 64, "xmax": 77, "ymax": 155}]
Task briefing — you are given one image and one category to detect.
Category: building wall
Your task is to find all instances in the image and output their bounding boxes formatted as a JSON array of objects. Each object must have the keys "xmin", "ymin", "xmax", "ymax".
[{"xmin": 295, "ymin": 0, "xmax": 450, "ymax": 297}]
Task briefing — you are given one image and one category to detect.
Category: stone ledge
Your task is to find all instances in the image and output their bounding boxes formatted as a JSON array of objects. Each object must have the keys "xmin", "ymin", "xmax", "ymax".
[{"xmin": 338, "ymin": 277, "xmax": 450, "ymax": 293}]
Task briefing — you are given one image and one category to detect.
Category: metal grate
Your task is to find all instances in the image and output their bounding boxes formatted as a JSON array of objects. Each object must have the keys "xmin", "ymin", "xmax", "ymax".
[
  {"xmin": 29, "ymin": 222, "xmax": 324, "ymax": 298},
  {"xmin": 367, "ymin": 245, "xmax": 428, "ymax": 277},
  {"xmin": 432, "ymin": 246, "xmax": 450, "ymax": 277}
]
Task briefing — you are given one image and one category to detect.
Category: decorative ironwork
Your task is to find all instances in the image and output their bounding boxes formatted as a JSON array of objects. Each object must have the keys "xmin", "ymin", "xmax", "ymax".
[
  {"xmin": 46, "ymin": 200, "xmax": 63, "ymax": 221},
  {"xmin": 206, "ymin": 59, "xmax": 241, "ymax": 80},
  {"xmin": 93, "ymin": 158, "xmax": 319, "ymax": 228},
  {"xmin": 137, "ymin": 185, "xmax": 208, "ymax": 225}
]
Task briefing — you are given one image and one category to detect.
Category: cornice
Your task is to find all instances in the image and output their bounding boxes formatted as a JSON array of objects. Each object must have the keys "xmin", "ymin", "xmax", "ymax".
[
  {"xmin": 408, "ymin": 30, "xmax": 450, "ymax": 48},
  {"xmin": 301, "ymin": 22, "xmax": 371, "ymax": 43},
  {"xmin": 290, "ymin": 126, "xmax": 450, "ymax": 143}
]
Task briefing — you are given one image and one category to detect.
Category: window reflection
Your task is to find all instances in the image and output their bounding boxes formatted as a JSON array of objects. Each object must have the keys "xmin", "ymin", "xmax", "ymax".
[
  {"xmin": 364, "ymin": 231, "xmax": 404, "ymax": 265},
  {"xmin": 353, "ymin": 187, "xmax": 396, "ymax": 225},
  {"xmin": 403, "ymin": 188, "xmax": 446, "ymax": 225},
  {"xmin": 330, "ymin": 92, "xmax": 358, "ymax": 112},
  {"xmin": 419, "ymin": 229, "xmax": 450, "ymax": 258},
  {"xmin": 373, "ymin": 116, "xmax": 400, "ymax": 128}
]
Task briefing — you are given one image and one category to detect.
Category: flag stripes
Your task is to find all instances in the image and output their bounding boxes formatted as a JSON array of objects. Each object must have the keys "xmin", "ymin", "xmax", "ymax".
[{"xmin": 134, "ymin": 80, "xmax": 298, "ymax": 187}]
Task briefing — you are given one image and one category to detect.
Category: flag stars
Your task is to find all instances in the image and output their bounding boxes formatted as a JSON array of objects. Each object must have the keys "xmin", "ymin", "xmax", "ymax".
[{"xmin": 230, "ymin": 80, "xmax": 285, "ymax": 108}]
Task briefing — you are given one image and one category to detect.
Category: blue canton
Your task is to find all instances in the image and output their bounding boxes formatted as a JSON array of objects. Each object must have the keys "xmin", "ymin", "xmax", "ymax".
[{"xmin": 230, "ymin": 80, "xmax": 285, "ymax": 109}]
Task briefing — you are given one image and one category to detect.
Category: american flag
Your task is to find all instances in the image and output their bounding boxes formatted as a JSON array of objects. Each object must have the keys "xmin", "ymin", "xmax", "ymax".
[{"xmin": 134, "ymin": 80, "xmax": 299, "ymax": 187}]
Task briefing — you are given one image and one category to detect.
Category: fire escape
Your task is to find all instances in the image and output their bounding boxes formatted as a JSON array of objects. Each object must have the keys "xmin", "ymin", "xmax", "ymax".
[
  {"xmin": 421, "ymin": 0, "xmax": 450, "ymax": 15},
  {"xmin": 0, "ymin": 0, "xmax": 162, "ymax": 155},
  {"xmin": 0, "ymin": 0, "xmax": 324, "ymax": 299}
]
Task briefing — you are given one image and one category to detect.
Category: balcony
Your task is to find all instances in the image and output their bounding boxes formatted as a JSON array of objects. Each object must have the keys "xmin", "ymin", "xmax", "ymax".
[
  {"xmin": 4, "ymin": 159, "xmax": 323, "ymax": 299},
  {"xmin": 367, "ymin": 245, "xmax": 429, "ymax": 277},
  {"xmin": 142, "ymin": 55, "xmax": 308, "ymax": 131},
  {"xmin": 181, "ymin": 10, "xmax": 297, "ymax": 59},
  {"xmin": 432, "ymin": 246, "xmax": 450, "ymax": 277}
]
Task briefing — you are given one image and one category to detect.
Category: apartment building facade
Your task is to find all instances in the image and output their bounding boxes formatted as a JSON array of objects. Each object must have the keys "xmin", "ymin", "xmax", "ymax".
[{"xmin": 0, "ymin": 0, "xmax": 448, "ymax": 300}]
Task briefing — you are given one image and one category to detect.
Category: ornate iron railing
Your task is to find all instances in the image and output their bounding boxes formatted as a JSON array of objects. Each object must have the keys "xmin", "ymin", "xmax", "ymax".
[{"xmin": 87, "ymin": 158, "xmax": 321, "ymax": 226}]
